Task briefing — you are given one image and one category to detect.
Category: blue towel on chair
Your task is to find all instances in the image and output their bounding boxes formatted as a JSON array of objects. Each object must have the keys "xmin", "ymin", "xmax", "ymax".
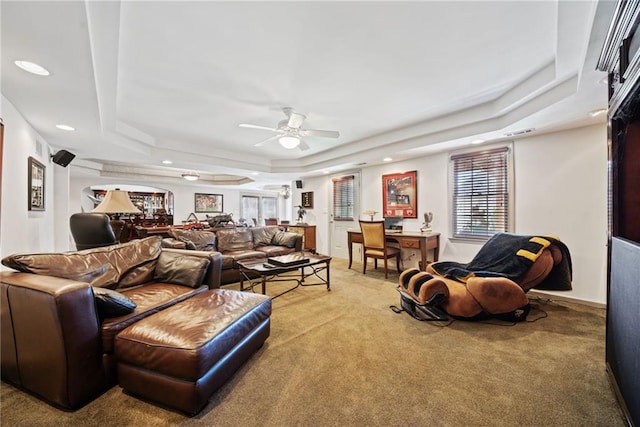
[{"xmin": 430, "ymin": 233, "xmax": 572, "ymax": 290}]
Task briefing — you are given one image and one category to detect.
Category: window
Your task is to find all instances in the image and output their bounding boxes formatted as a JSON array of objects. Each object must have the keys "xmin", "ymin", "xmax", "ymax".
[
  {"xmin": 241, "ymin": 195, "xmax": 259, "ymax": 224},
  {"xmin": 262, "ymin": 196, "xmax": 277, "ymax": 221},
  {"xmin": 333, "ymin": 175, "xmax": 355, "ymax": 221},
  {"xmin": 241, "ymin": 194, "xmax": 278, "ymax": 226},
  {"xmin": 451, "ymin": 146, "xmax": 512, "ymax": 239}
]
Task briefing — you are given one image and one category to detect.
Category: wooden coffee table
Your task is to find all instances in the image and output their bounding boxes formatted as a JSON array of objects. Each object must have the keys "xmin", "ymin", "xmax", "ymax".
[{"xmin": 237, "ymin": 252, "xmax": 332, "ymax": 299}]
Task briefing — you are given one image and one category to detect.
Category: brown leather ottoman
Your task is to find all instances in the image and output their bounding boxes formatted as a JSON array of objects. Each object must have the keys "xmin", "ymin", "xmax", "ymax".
[{"xmin": 114, "ymin": 289, "xmax": 271, "ymax": 415}]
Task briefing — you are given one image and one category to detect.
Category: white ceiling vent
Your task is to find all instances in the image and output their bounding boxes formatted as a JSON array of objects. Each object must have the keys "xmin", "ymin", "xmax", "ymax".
[{"xmin": 504, "ymin": 128, "xmax": 535, "ymax": 137}]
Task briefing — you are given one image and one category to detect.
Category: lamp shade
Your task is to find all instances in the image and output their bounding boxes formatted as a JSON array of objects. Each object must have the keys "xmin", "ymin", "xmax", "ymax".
[{"xmin": 92, "ymin": 190, "xmax": 142, "ymax": 214}]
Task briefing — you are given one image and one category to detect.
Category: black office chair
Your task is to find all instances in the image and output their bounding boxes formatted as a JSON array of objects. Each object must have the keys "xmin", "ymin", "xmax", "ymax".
[{"xmin": 69, "ymin": 213, "xmax": 118, "ymax": 251}]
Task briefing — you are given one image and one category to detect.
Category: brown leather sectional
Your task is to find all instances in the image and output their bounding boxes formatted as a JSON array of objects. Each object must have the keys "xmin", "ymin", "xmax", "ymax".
[
  {"xmin": 0, "ymin": 236, "xmax": 271, "ymax": 415},
  {"xmin": 162, "ymin": 226, "xmax": 303, "ymax": 285}
]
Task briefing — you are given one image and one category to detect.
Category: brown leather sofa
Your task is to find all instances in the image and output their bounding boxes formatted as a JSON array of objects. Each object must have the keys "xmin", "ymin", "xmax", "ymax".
[
  {"xmin": 0, "ymin": 236, "xmax": 271, "ymax": 414},
  {"xmin": 163, "ymin": 226, "xmax": 303, "ymax": 285}
]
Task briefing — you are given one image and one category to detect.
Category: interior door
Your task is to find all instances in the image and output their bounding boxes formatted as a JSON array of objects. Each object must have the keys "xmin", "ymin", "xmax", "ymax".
[{"xmin": 330, "ymin": 172, "xmax": 360, "ymax": 259}]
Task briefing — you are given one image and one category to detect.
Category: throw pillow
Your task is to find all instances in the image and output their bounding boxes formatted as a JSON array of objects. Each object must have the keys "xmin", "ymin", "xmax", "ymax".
[
  {"xmin": 177, "ymin": 236, "xmax": 197, "ymax": 250},
  {"xmin": 272, "ymin": 231, "xmax": 299, "ymax": 248},
  {"xmin": 1, "ymin": 236, "xmax": 162, "ymax": 289},
  {"xmin": 252, "ymin": 226, "xmax": 279, "ymax": 247},
  {"xmin": 153, "ymin": 251, "xmax": 210, "ymax": 288},
  {"xmin": 92, "ymin": 287, "xmax": 137, "ymax": 318},
  {"xmin": 170, "ymin": 229, "xmax": 217, "ymax": 251}
]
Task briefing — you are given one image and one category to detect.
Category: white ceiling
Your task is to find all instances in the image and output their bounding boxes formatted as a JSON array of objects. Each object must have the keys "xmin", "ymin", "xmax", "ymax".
[{"xmin": 1, "ymin": 1, "xmax": 616, "ymax": 189}]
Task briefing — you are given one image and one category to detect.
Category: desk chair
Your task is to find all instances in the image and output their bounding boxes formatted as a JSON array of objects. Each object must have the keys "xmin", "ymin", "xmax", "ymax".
[
  {"xmin": 70, "ymin": 213, "xmax": 118, "ymax": 250},
  {"xmin": 359, "ymin": 220, "xmax": 401, "ymax": 279},
  {"xmin": 265, "ymin": 218, "xmax": 278, "ymax": 226}
]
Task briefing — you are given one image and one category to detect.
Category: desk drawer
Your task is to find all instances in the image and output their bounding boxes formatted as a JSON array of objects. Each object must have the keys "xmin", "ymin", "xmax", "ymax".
[
  {"xmin": 425, "ymin": 239, "xmax": 438, "ymax": 250},
  {"xmin": 401, "ymin": 239, "xmax": 420, "ymax": 249}
]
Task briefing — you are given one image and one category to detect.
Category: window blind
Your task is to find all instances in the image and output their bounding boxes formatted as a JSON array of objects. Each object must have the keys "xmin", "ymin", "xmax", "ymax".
[
  {"xmin": 451, "ymin": 147, "xmax": 510, "ymax": 239},
  {"xmin": 333, "ymin": 175, "xmax": 354, "ymax": 221}
]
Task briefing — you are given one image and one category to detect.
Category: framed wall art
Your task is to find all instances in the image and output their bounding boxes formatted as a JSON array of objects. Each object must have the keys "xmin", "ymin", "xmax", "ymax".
[
  {"xmin": 194, "ymin": 193, "xmax": 223, "ymax": 213},
  {"xmin": 28, "ymin": 156, "xmax": 46, "ymax": 211},
  {"xmin": 382, "ymin": 170, "xmax": 417, "ymax": 218},
  {"xmin": 301, "ymin": 191, "xmax": 314, "ymax": 209}
]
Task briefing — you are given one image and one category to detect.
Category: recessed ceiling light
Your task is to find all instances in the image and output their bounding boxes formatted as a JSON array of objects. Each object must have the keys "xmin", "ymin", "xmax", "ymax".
[
  {"xmin": 251, "ymin": 172, "xmax": 259, "ymax": 175},
  {"xmin": 383, "ymin": 157, "xmax": 392, "ymax": 162},
  {"xmin": 471, "ymin": 139, "xmax": 485, "ymax": 144},
  {"xmin": 55, "ymin": 124, "xmax": 75, "ymax": 131},
  {"xmin": 323, "ymin": 171, "xmax": 330, "ymax": 174},
  {"xmin": 162, "ymin": 160, "xmax": 173, "ymax": 165},
  {"xmin": 589, "ymin": 108, "xmax": 607, "ymax": 117},
  {"xmin": 14, "ymin": 60, "xmax": 50, "ymax": 76}
]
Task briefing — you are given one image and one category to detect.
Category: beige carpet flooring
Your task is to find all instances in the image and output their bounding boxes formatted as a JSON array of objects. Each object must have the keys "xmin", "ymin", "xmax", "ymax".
[{"xmin": 0, "ymin": 258, "xmax": 626, "ymax": 426}]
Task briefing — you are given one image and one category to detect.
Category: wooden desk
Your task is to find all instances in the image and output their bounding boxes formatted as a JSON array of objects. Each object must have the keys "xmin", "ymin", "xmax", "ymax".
[{"xmin": 347, "ymin": 230, "xmax": 440, "ymax": 271}]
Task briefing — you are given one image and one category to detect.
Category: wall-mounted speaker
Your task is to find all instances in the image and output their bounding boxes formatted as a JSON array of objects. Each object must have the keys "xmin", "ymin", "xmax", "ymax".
[
  {"xmin": 51, "ymin": 149, "xmax": 76, "ymax": 167},
  {"xmin": 295, "ymin": 180, "xmax": 303, "ymax": 189}
]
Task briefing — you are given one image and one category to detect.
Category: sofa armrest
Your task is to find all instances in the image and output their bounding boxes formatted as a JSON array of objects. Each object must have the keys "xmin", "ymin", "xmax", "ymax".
[
  {"xmin": 0, "ymin": 272, "xmax": 107, "ymax": 409},
  {"xmin": 293, "ymin": 234, "xmax": 303, "ymax": 252},
  {"xmin": 161, "ymin": 248, "xmax": 223, "ymax": 289}
]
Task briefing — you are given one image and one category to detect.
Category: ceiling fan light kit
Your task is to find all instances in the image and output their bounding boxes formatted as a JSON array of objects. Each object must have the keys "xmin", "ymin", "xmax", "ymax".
[
  {"xmin": 240, "ymin": 107, "xmax": 339, "ymax": 151},
  {"xmin": 279, "ymin": 136, "xmax": 300, "ymax": 149},
  {"xmin": 281, "ymin": 185, "xmax": 291, "ymax": 199}
]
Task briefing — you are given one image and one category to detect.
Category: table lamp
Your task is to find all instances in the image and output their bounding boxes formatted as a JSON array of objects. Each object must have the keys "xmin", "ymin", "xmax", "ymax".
[
  {"xmin": 363, "ymin": 210, "xmax": 378, "ymax": 221},
  {"xmin": 92, "ymin": 189, "xmax": 142, "ymax": 241}
]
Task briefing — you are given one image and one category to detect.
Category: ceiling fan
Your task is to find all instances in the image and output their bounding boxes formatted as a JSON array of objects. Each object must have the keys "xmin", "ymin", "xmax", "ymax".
[{"xmin": 239, "ymin": 107, "xmax": 339, "ymax": 150}]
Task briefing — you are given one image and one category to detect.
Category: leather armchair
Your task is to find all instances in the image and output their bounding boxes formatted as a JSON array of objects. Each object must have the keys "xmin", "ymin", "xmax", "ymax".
[{"xmin": 69, "ymin": 213, "xmax": 117, "ymax": 250}]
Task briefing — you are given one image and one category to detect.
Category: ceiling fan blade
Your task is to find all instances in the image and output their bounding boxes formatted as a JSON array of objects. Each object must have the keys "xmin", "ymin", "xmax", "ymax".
[
  {"xmin": 254, "ymin": 134, "xmax": 279, "ymax": 147},
  {"xmin": 287, "ymin": 112, "xmax": 306, "ymax": 129},
  {"xmin": 299, "ymin": 129, "xmax": 340, "ymax": 138},
  {"xmin": 239, "ymin": 123, "xmax": 278, "ymax": 132},
  {"xmin": 298, "ymin": 140, "xmax": 310, "ymax": 151}
]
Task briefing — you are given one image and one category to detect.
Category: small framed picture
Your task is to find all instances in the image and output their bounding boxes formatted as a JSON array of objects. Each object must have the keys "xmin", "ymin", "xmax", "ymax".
[
  {"xmin": 195, "ymin": 193, "xmax": 223, "ymax": 213},
  {"xmin": 301, "ymin": 191, "xmax": 314, "ymax": 208},
  {"xmin": 28, "ymin": 156, "xmax": 45, "ymax": 211}
]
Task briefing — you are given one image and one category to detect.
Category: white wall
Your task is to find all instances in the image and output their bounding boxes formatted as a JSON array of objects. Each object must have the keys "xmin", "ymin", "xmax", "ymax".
[
  {"xmin": 296, "ymin": 124, "xmax": 608, "ymax": 304},
  {"xmin": 0, "ymin": 98, "xmax": 608, "ymax": 304},
  {"xmin": 513, "ymin": 125, "xmax": 608, "ymax": 303},
  {"xmin": 1, "ymin": 96, "xmax": 57, "ymax": 262}
]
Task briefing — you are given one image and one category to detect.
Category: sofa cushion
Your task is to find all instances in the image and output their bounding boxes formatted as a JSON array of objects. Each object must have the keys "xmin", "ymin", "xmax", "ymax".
[
  {"xmin": 252, "ymin": 226, "xmax": 279, "ymax": 247},
  {"xmin": 169, "ymin": 229, "xmax": 217, "ymax": 251},
  {"xmin": 93, "ymin": 287, "xmax": 137, "ymax": 318},
  {"xmin": 1, "ymin": 236, "xmax": 162, "ymax": 289},
  {"xmin": 216, "ymin": 229, "xmax": 254, "ymax": 252},
  {"xmin": 221, "ymin": 250, "xmax": 266, "ymax": 268},
  {"xmin": 154, "ymin": 251, "xmax": 210, "ymax": 288},
  {"xmin": 272, "ymin": 231, "xmax": 299, "ymax": 248},
  {"xmin": 256, "ymin": 245, "xmax": 296, "ymax": 257},
  {"xmin": 101, "ymin": 283, "xmax": 208, "ymax": 353}
]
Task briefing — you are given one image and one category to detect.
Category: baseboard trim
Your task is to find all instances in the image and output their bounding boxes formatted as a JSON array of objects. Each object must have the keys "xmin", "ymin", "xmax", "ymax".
[{"xmin": 528, "ymin": 290, "xmax": 606, "ymax": 309}]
